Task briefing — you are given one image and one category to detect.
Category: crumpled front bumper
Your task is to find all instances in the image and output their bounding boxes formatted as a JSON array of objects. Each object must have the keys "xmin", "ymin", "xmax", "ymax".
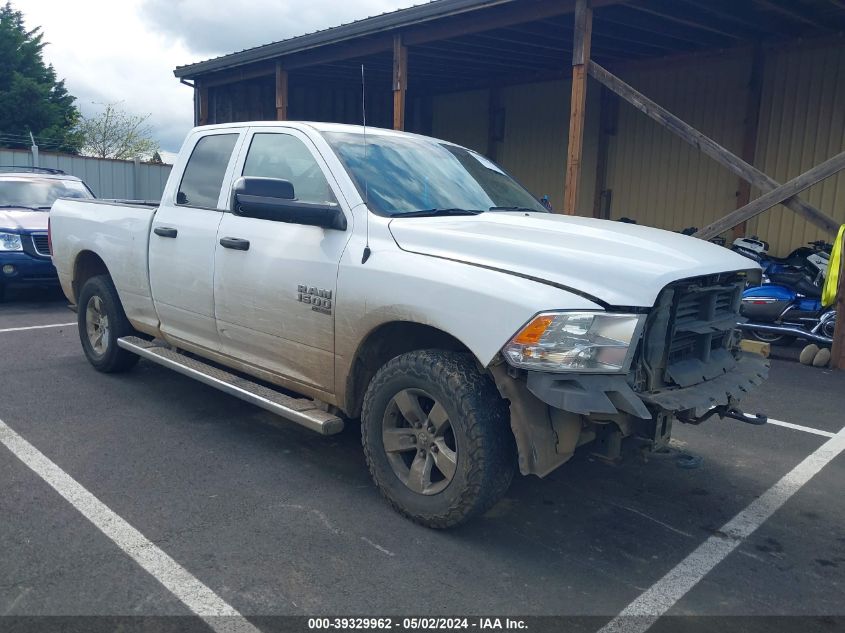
[
  {"xmin": 638, "ymin": 352, "xmax": 769, "ymax": 412},
  {"xmin": 526, "ymin": 352, "xmax": 769, "ymax": 419}
]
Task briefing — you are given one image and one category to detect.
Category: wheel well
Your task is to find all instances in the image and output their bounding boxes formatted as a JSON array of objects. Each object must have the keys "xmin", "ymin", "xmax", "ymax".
[
  {"xmin": 72, "ymin": 251, "xmax": 109, "ymax": 303},
  {"xmin": 346, "ymin": 322, "xmax": 472, "ymax": 418}
]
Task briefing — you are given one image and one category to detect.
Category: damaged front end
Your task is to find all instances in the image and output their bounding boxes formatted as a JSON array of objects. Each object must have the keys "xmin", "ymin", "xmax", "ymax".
[{"xmin": 491, "ymin": 271, "xmax": 769, "ymax": 477}]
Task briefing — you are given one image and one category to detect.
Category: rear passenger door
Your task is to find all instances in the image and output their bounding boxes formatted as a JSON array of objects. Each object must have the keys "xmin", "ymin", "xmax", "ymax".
[
  {"xmin": 213, "ymin": 128, "xmax": 352, "ymax": 393},
  {"xmin": 149, "ymin": 130, "xmax": 244, "ymax": 351}
]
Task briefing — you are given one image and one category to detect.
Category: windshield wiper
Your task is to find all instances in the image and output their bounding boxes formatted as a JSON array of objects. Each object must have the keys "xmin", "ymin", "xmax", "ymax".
[
  {"xmin": 0, "ymin": 204, "xmax": 49, "ymax": 211},
  {"xmin": 396, "ymin": 208, "xmax": 485, "ymax": 218},
  {"xmin": 489, "ymin": 206, "xmax": 541, "ymax": 213}
]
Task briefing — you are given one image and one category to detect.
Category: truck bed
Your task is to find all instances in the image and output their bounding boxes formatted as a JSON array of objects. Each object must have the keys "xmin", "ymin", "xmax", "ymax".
[{"xmin": 50, "ymin": 197, "xmax": 160, "ymax": 333}]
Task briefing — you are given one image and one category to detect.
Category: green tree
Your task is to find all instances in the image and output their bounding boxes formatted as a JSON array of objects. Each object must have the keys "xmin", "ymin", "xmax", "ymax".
[
  {"xmin": 78, "ymin": 102, "xmax": 160, "ymax": 160},
  {"xmin": 0, "ymin": 2, "xmax": 81, "ymax": 152}
]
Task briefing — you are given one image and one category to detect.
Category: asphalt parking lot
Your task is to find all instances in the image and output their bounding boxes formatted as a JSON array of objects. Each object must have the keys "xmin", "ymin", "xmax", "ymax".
[{"xmin": 1, "ymin": 289, "xmax": 844, "ymax": 633}]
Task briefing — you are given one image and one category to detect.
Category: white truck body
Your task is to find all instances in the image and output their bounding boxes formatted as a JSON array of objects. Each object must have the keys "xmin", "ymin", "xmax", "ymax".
[{"xmin": 50, "ymin": 121, "xmax": 768, "ymax": 527}]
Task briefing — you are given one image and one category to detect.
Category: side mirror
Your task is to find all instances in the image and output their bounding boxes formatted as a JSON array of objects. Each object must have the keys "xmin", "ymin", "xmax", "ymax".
[{"xmin": 232, "ymin": 177, "xmax": 347, "ymax": 231}]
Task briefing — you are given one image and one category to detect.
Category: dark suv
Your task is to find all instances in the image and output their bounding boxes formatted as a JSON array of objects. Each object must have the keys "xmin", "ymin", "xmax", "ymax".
[{"xmin": 0, "ymin": 167, "xmax": 94, "ymax": 300}]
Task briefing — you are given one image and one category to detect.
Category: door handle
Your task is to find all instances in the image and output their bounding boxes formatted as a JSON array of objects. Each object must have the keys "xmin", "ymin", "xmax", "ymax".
[
  {"xmin": 219, "ymin": 237, "xmax": 250, "ymax": 251},
  {"xmin": 153, "ymin": 226, "xmax": 178, "ymax": 238}
]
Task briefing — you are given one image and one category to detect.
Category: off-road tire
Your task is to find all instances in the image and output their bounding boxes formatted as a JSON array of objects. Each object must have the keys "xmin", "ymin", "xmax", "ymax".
[
  {"xmin": 78, "ymin": 275, "xmax": 139, "ymax": 373},
  {"xmin": 361, "ymin": 350, "xmax": 515, "ymax": 528}
]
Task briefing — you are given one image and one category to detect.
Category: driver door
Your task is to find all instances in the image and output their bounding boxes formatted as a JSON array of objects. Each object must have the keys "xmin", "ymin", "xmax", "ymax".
[{"xmin": 213, "ymin": 128, "xmax": 351, "ymax": 393}]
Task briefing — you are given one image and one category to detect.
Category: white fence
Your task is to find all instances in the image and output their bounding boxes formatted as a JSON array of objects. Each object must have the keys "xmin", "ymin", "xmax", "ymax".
[{"xmin": 0, "ymin": 148, "xmax": 172, "ymax": 201}]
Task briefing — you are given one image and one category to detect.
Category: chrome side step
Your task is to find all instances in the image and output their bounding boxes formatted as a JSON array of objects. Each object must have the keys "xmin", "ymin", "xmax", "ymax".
[{"xmin": 117, "ymin": 336, "xmax": 344, "ymax": 435}]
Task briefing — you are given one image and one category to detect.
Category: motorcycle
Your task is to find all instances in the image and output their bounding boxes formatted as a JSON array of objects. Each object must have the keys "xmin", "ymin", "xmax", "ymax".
[
  {"xmin": 739, "ymin": 272, "xmax": 836, "ymax": 347},
  {"xmin": 736, "ymin": 237, "xmax": 835, "ymax": 346},
  {"xmin": 733, "ymin": 237, "xmax": 830, "ymax": 284}
]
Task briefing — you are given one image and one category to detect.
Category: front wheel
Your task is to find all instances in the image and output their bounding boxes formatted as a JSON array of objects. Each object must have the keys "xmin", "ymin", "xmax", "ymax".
[
  {"xmin": 77, "ymin": 275, "xmax": 139, "ymax": 373},
  {"xmin": 361, "ymin": 350, "xmax": 515, "ymax": 528}
]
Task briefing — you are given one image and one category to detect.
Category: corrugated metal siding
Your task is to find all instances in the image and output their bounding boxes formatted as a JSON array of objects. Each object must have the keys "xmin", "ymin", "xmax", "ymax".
[
  {"xmin": 498, "ymin": 79, "xmax": 599, "ymax": 215},
  {"xmin": 430, "ymin": 80, "xmax": 599, "ymax": 213},
  {"xmin": 432, "ymin": 89, "xmax": 489, "ymax": 153},
  {"xmin": 604, "ymin": 52, "xmax": 752, "ymax": 234},
  {"xmin": 747, "ymin": 42, "xmax": 845, "ymax": 255},
  {"xmin": 0, "ymin": 148, "xmax": 171, "ymax": 200}
]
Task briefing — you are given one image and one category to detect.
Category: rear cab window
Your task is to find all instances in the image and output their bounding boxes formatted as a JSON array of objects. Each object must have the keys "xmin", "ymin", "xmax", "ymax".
[{"xmin": 176, "ymin": 134, "xmax": 239, "ymax": 209}]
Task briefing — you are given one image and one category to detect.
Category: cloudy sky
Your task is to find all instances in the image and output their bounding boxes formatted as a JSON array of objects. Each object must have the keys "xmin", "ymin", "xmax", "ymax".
[{"xmin": 22, "ymin": 0, "xmax": 421, "ymax": 153}]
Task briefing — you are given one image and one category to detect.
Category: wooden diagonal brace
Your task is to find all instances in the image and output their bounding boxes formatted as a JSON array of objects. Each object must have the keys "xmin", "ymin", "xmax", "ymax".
[
  {"xmin": 695, "ymin": 150, "xmax": 845, "ymax": 240},
  {"xmin": 587, "ymin": 61, "xmax": 839, "ymax": 236}
]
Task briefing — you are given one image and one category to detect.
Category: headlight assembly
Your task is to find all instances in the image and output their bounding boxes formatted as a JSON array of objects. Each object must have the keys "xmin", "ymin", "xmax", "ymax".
[
  {"xmin": 502, "ymin": 311, "xmax": 645, "ymax": 373},
  {"xmin": 0, "ymin": 232, "xmax": 23, "ymax": 252}
]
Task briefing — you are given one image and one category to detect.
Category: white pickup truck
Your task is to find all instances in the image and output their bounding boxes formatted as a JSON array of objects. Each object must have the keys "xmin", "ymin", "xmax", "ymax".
[{"xmin": 50, "ymin": 122, "xmax": 768, "ymax": 527}]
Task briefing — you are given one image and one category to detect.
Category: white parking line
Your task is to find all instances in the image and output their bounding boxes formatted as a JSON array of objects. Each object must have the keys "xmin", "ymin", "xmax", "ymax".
[
  {"xmin": 0, "ymin": 322, "xmax": 76, "ymax": 334},
  {"xmin": 766, "ymin": 418, "xmax": 835, "ymax": 438},
  {"xmin": 599, "ymin": 423, "xmax": 845, "ymax": 633},
  {"xmin": 0, "ymin": 418, "xmax": 261, "ymax": 633}
]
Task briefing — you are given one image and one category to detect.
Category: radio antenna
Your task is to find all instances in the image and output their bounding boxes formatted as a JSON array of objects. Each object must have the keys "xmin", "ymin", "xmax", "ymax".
[{"xmin": 361, "ymin": 63, "xmax": 372, "ymax": 264}]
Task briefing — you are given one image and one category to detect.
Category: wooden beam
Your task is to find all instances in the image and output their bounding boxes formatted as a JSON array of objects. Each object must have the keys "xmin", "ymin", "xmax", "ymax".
[
  {"xmin": 197, "ymin": 81, "xmax": 209, "ymax": 126},
  {"xmin": 275, "ymin": 64, "xmax": 288, "ymax": 121},
  {"xmin": 201, "ymin": 64, "xmax": 275, "ymax": 88},
  {"xmin": 694, "ymin": 150, "xmax": 845, "ymax": 240},
  {"xmin": 832, "ymin": 229, "xmax": 845, "ymax": 369},
  {"xmin": 587, "ymin": 61, "xmax": 840, "ymax": 235},
  {"xmin": 755, "ymin": 0, "xmax": 830, "ymax": 30},
  {"xmin": 284, "ymin": 35, "xmax": 394, "ymax": 70},
  {"xmin": 392, "ymin": 34, "xmax": 408, "ymax": 130},
  {"xmin": 404, "ymin": 0, "xmax": 588, "ymax": 47},
  {"xmin": 676, "ymin": 0, "xmax": 776, "ymax": 36},
  {"xmin": 625, "ymin": 3, "xmax": 743, "ymax": 40},
  {"xmin": 733, "ymin": 46, "xmax": 765, "ymax": 240},
  {"xmin": 563, "ymin": 0, "xmax": 592, "ymax": 216}
]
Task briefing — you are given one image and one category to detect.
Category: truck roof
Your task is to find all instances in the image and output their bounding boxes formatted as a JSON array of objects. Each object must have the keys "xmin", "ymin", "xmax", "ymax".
[{"xmin": 191, "ymin": 121, "xmax": 430, "ymax": 140}]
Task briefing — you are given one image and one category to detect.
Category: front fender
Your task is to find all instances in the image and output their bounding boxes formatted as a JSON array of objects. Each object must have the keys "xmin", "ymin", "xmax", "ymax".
[{"xmin": 333, "ymin": 245, "xmax": 602, "ymax": 410}]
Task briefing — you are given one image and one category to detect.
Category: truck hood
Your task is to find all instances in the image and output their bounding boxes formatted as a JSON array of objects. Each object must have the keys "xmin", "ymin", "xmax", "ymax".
[
  {"xmin": 0, "ymin": 209, "xmax": 49, "ymax": 232},
  {"xmin": 388, "ymin": 212, "xmax": 757, "ymax": 307}
]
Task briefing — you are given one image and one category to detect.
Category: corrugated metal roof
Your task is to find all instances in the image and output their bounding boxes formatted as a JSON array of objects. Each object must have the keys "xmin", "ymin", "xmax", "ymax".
[{"xmin": 173, "ymin": 0, "xmax": 519, "ymax": 79}]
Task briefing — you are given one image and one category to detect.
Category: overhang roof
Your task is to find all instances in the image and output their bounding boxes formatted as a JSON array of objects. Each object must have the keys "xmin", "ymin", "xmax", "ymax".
[
  {"xmin": 174, "ymin": 0, "xmax": 845, "ymax": 82},
  {"xmin": 173, "ymin": 0, "xmax": 583, "ymax": 78}
]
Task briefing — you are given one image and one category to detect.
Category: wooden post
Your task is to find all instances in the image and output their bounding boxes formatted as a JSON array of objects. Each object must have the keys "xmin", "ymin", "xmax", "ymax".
[
  {"xmin": 695, "ymin": 150, "xmax": 845, "ymax": 240},
  {"xmin": 733, "ymin": 46, "xmax": 765, "ymax": 241},
  {"xmin": 563, "ymin": 0, "xmax": 592, "ymax": 215},
  {"xmin": 832, "ymin": 229, "xmax": 845, "ymax": 370},
  {"xmin": 275, "ymin": 63, "xmax": 288, "ymax": 121},
  {"xmin": 197, "ymin": 81, "xmax": 209, "ymax": 126},
  {"xmin": 588, "ymin": 61, "xmax": 840, "ymax": 236},
  {"xmin": 393, "ymin": 34, "xmax": 408, "ymax": 131}
]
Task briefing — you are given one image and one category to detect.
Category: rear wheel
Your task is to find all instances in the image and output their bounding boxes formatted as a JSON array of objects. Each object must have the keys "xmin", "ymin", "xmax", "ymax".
[
  {"xmin": 77, "ymin": 275, "xmax": 139, "ymax": 373},
  {"xmin": 361, "ymin": 350, "xmax": 515, "ymax": 528},
  {"xmin": 748, "ymin": 329, "xmax": 796, "ymax": 346}
]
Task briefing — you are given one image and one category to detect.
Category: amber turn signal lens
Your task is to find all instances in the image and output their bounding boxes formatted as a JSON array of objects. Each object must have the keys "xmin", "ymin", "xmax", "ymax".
[{"xmin": 512, "ymin": 315, "xmax": 555, "ymax": 344}]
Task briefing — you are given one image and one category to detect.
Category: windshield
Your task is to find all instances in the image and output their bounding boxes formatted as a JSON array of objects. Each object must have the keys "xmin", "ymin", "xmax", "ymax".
[
  {"xmin": 322, "ymin": 131, "xmax": 547, "ymax": 216},
  {"xmin": 0, "ymin": 177, "xmax": 93, "ymax": 209}
]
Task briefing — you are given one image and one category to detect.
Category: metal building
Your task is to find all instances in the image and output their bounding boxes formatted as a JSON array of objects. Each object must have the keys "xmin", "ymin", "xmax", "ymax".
[{"xmin": 173, "ymin": 0, "xmax": 845, "ymax": 255}]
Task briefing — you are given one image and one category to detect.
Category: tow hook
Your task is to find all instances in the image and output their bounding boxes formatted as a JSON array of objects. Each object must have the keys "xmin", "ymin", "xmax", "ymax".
[{"xmin": 679, "ymin": 405, "xmax": 767, "ymax": 426}]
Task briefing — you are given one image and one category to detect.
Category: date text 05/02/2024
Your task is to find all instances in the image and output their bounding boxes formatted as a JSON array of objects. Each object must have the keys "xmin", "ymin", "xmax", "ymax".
[{"xmin": 307, "ymin": 618, "xmax": 528, "ymax": 630}]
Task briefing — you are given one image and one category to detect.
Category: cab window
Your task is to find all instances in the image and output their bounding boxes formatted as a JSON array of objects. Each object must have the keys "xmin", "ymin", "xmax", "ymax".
[
  {"xmin": 177, "ymin": 133, "xmax": 239, "ymax": 209},
  {"xmin": 242, "ymin": 133, "xmax": 337, "ymax": 205}
]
